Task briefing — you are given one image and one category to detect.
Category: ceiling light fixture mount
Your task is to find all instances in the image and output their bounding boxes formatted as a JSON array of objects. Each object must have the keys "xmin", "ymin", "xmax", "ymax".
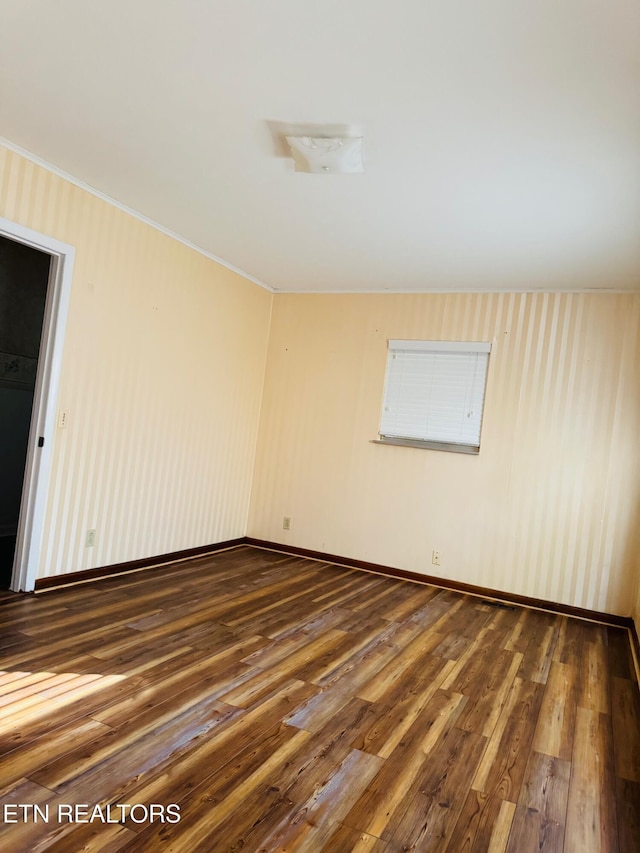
[{"xmin": 286, "ymin": 135, "xmax": 364, "ymax": 174}]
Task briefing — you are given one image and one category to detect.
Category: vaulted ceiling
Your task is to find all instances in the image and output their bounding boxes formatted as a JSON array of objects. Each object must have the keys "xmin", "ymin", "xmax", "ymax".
[{"xmin": 1, "ymin": 1, "xmax": 639, "ymax": 293}]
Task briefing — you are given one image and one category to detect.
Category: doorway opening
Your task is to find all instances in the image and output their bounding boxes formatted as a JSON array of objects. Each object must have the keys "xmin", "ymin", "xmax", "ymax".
[
  {"xmin": 0, "ymin": 217, "xmax": 74, "ymax": 593},
  {"xmin": 0, "ymin": 238, "xmax": 51, "ymax": 588}
]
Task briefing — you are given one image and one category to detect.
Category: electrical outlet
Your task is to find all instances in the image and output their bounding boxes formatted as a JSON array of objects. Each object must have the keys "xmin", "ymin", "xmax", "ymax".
[
  {"xmin": 85, "ymin": 529, "xmax": 96, "ymax": 548},
  {"xmin": 432, "ymin": 550, "xmax": 440, "ymax": 566},
  {"xmin": 57, "ymin": 410, "xmax": 69, "ymax": 429},
  {"xmin": 282, "ymin": 516, "xmax": 291, "ymax": 530}
]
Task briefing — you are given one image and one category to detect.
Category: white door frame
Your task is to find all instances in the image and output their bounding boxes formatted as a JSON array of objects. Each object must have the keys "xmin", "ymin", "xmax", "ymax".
[{"xmin": 0, "ymin": 217, "xmax": 74, "ymax": 593}]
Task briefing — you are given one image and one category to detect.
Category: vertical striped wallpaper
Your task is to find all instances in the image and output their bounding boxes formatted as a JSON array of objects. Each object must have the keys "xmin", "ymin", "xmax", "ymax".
[
  {"xmin": 2, "ymin": 142, "xmax": 639, "ymax": 617},
  {"xmin": 248, "ymin": 292, "xmax": 640, "ymax": 616},
  {"xmin": 0, "ymin": 145, "xmax": 272, "ymax": 579}
]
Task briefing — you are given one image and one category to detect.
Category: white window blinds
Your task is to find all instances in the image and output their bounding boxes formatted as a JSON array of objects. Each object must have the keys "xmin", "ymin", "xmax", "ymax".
[{"xmin": 379, "ymin": 340, "xmax": 491, "ymax": 452}]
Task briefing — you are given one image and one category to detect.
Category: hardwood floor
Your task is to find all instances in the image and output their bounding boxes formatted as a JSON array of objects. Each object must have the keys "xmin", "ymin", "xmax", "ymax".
[{"xmin": 0, "ymin": 545, "xmax": 638, "ymax": 851}]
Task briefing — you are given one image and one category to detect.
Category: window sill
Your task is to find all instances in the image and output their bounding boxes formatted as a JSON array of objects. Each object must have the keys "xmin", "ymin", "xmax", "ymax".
[{"xmin": 371, "ymin": 437, "xmax": 480, "ymax": 455}]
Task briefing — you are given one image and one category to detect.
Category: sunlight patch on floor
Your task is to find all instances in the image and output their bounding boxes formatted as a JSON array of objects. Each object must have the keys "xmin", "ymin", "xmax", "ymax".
[{"xmin": 0, "ymin": 670, "xmax": 126, "ymax": 734}]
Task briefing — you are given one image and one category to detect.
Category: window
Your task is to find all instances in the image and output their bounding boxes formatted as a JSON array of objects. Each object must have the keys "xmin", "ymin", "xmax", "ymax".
[{"xmin": 378, "ymin": 340, "xmax": 491, "ymax": 454}]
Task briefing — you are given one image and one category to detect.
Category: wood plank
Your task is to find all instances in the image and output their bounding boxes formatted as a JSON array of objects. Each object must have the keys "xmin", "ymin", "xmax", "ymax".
[
  {"xmin": 116, "ymin": 720, "xmax": 304, "ymax": 823},
  {"xmin": 383, "ymin": 726, "xmax": 487, "ymax": 850},
  {"xmin": 0, "ymin": 624, "xmax": 138, "ymax": 668},
  {"xmin": 31, "ymin": 822, "xmax": 136, "ymax": 853},
  {"xmin": 342, "ymin": 689, "xmax": 467, "ymax": 839},
  {"xmin": 506, "ymin": 751, "xmax": 571, "ymax": 853},
  {"xmin": 432, "ymin": 631, "xmax": 472, "ymax": 660},
  {"xmin": 445, "ymin": 789, "xmax": 515, "ymax": 853},
  {"xmin": 0, "ymin": 717, "xmax": 111, "ymax": 789},
  {"xmin": 265, "ymin": 603, "xmax": 357, "ymax": 642},
  {"xmin": 576, "ymin": 641, "xmax": 610, "ymax": 714},
  {"xmin": 283, "ymin": 638, "xmax": 400, "ymax": 734},
  {"xmin": 378, "ymin": 583, "xmax": 439, "ymax": 622},
  {"xmin": 472, "ymin": 677, "xmax": 545, "ymax": 802},
  {"xmin": 456, "ymin": 650, "xmax": 523, "ymax": 736},
  {"xmin": 532, "ymin": 661, "xmax": 578, "ymax": 760},
  {"xmin": 315, "ymin": 822, "xmax": 389, "ymax": 852},
  {"xmin": 0, "ymin": 673, "xmax": 126, "ymax": 738},
  {"xmin": 248, "ymin": 745, "xmax": 384, "ymax": 851},
  {"xmin": 607, "ymin": 627, "xmax": 636, "ymax": 681},
  {"xmin": 51, "ymin": 681, "xmax": 317, "ymax": 797},
  {"xmin": 222, "ymin": 572, "xmax": 344, "ymax": 628},
  {"xmin": 504, "ymin": 609, "xmax": 532, "ymax": 653},
  {"xmin": 484, "ymin": 604, "xmax": 522, "ymax": 635},
  {"xmin": 441, "ymin": 627, "xmax": 510, "ymax": 692},
  {"xmin": 352, "ymin": 656, "xmax": 455, "ymax": 758},
  {"xmin": 294, "ymin": 622, "xmax": 397, "ymax": 685},
  {"xmin": 0, "ymin": 672, "xmax": 143, "ymax": 756},
  {"xmin": 552, "ymin": 616, "xmax": 586, "ymax": 665},
  {"xmin": 119, "ymin": 726, "xmax": 315, "ymax": 851},
  {"xmin": 356, "ymin": 629, "xmax": 446, "ymax": 702},
  {"xmin": 518, "ymin": 623, "xmax": 559, "ymax": 684},
  {"xmin": 565, "ymin": 707, "xmax": 618, "ymax": 853},
  {"xmin": 615, "ymin": 777, "xmax": 640, "ymax": 853},
  {"xmin": 0, "ymin": 778, "xmax": 59, "ymax": 853},
  {"xmin": 611, "ymin": 675, "xmax": 640, "ymax": 781},
  {"xmin": 90, "ymin": 655, "xmax": 255, "ymax": 728},
  {"xmin": 35, "ymin": 698, "xmax": 239, "ymax": 795},
  {"xmin": 488, "ymin": 800, "xmax": 518, "ymax": 852}
]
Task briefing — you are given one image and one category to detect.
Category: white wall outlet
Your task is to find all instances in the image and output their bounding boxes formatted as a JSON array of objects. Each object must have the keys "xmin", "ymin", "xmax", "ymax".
[
  {"xmin": 432, "ymin": 550, "xmax": 441, "ymax": 566},
  {"xmin": 85, "ymin": 529, "xmax": 96, "ymax": 548},
  {"xmin": 282, "ymin": 516, "xmax": 291, "ymax": 530},
  {"xmin": 57, "ymin": 409, "xmax": 69, "ymax": 429}
]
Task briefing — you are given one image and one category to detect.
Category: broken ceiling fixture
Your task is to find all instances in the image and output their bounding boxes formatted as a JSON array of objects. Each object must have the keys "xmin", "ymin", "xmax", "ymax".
[{"xmin": 285, "ymin": 135, "xmax": 364, "ymax": 174}]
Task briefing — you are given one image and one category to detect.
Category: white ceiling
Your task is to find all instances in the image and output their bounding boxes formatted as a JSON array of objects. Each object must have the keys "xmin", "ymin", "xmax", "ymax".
[{"xmin": 1, "ymin": 1, "xmax": 639, "ymax": 293}]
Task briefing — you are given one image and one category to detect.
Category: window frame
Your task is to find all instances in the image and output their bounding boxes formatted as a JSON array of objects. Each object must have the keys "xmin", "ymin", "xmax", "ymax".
[{"xmin": 375, "ymin": 339, "xmax": 492, "ymax": 455}]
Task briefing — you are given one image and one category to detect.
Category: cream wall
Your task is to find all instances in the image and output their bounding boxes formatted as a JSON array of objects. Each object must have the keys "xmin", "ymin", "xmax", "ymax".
[
  {"xmin": 3, "ymin": 143, "xmax": 639, "ymax": 615},
  {"xmin": 0, "ymin": 146, "xmax": 272, "ymax": 580},
  {"xmin": 249, "ymin": 292, "xmax": 640, "ymax": 616}
]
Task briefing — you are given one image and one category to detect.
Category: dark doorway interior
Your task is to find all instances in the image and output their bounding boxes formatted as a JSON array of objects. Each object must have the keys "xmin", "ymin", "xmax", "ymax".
[{"xmin": 0, "ymin": 237, "xmax": 51, "ymax": 589}]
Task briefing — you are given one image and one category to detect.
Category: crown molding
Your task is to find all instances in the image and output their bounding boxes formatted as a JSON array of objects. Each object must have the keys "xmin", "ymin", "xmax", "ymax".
[{"xmin": 0, "ymin": 137, "xmax": 274, "ymax": 293}]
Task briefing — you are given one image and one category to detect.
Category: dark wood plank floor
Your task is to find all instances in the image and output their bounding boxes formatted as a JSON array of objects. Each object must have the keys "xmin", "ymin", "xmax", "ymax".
[{"xmin": 0, "ymin": 545, "xmax": 638, "ymax": 851}]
